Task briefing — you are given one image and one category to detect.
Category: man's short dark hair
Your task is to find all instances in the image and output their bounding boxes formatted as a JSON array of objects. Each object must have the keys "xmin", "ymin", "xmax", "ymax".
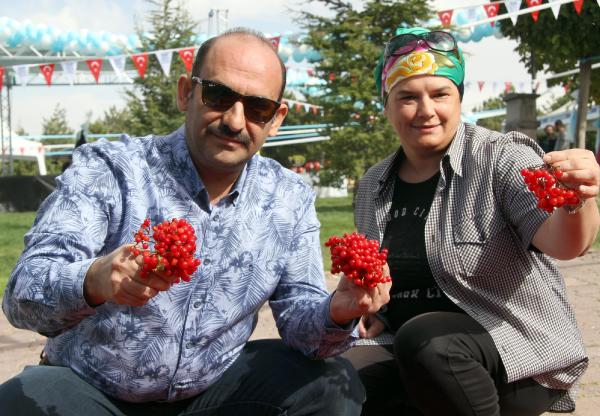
[{"xmin": 191, "ymin": 28, "xmax": 287, "ymax": 101}]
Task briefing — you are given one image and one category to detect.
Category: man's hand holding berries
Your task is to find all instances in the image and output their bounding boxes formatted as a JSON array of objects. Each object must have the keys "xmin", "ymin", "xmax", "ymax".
[
  {"xmin": 325, "ymin": 232, "xmax": 392, "ymax": 326},
  {"xmin": 84, "ymin": 218, "xmax": 200, "ymax": 307}
]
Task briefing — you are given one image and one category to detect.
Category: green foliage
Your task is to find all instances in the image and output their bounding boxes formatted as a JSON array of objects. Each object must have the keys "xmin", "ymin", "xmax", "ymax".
[
  {"xmin": 315, "ymin": 195, "xmax": 355, "ymax": 271},
  {"xmin": 298, "ymin": 0, "xmax": 432, "ymax": 184},
  {"xmin": 88, "ymin": 106, "xmax": 134, "ymax": 135},
  {"xmin": 499, "ymin": 2, "xmax": 600, "ymax": 102},
  {"xmin": 0, "ymin": 211, "xmax": 35, "ymax": 295},
  {"xmin": 473, "ymin": 94, "xmax": 507, "ymax": 132},
  {"xmin": 42, "ymin": 104, "xmax": 73, "ymax": 135},
  {"xmin": 124, "ymin": 0, "xmax": 198, "ymax": 136}
]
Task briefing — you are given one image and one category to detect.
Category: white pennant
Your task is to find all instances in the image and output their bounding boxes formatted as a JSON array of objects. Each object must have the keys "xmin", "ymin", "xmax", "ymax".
[
  {"xmin": 505, "ymin": 0, "xmax": 521, "ymax": 25},
  {"xmin": 108, "ymin": 56, "xmax": 132, "ymax": 83},
  {"xmin": 549, "ymin": 1, "xmax": 562, "ymax": 19},
  {"xmin": 466, "ymin": 7, "xmax": 477, "ymax": 21},
  {"xmin": 14, "ymin": 65, "xmax": 30, "ymax": 86},
  {"xmin": 155, "ymin": 51, "xmax": 173, "ymax": 77},
  {"xmin": 517, "ymin": 81, "xmax": 526, "ymax": 93},
  {"xmin": 60, "ymin": 61, "xmax": 77, "ymax": 85}
]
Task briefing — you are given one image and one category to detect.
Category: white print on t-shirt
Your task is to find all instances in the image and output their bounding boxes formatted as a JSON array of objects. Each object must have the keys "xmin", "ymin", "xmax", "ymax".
[
  {"xmin": 391, "ymin": 289, "xmax": 420, "ymax": 299},
  {"xmin": 426, "ymin": 287, "xmax": 444, "ymax": 299},
  {"xmin": 393, "ymin": 207, "xmax": 428, "ymax": 219}
]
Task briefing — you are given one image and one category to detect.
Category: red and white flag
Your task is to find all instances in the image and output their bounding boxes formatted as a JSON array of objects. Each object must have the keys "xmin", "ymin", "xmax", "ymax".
[
  {"xmin": 504, "ymin": 81, "xmax": 513, "ymax": 94},
  {"xmin": 483, "ymin": 4, "xmax": 500, "ymax": 27},
  {"xmin": 131, "ymin": 53, "xmax": 149, "ymax": 79},
  {"xmin": 573, "ymin": 0, "xmax": 584, "ymax": 15},
  {"xmin": 525, "ymin": 0, "xmax": 542, "ymax": 22},
  {"xmin": 86, "ymin": 59, "xmax": 103, "ymax": 83},
  {"xmin": 477, "ymin": 81, "xmax": 485, "ymax": 91},
  {"xmin": 39, "ymin": 64, "xmax": 55, "ymax": 86},
  {"xmin": 437, "ymin": 10, "xmax": 453, "ymax": 27},
  {"xmin": 269, "ymin": 36, "xmax": 281, "ymax": 51},
  {"xmin": 178, "ymin": 48, "xmax": 195, "ymax": 73}
]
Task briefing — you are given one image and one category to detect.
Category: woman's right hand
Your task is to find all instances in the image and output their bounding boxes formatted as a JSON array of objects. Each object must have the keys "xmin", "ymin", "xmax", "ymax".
[{"xmin": 358, "ymin": 314, "xmax": 386, "ymax": 338}]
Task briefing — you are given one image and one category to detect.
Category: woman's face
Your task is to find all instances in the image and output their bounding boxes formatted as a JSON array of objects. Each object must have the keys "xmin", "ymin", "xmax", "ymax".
[{"xmin": 384, "ymin": 75, "xmax": 461, "ymax": 156}]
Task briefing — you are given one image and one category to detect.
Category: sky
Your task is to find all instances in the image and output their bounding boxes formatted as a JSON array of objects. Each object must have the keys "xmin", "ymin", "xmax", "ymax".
[{"xmin": 2, "ymin": 0, "xmax": 560, "ymax": 135}]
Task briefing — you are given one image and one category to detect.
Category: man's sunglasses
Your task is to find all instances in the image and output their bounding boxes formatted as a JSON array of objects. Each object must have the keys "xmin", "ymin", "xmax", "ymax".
[
  {"xmin": 384, "ymin": 31, "xmax": 461, "ymax": 62},
  {"xmin": 191, "ymin": 77, "xmax": 281, "ymax": 124}
]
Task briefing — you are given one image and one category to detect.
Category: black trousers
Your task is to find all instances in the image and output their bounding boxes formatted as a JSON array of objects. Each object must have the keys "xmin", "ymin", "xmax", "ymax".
[
  {"xmin": 0, "ymin": 339, "xmax": 364, "ymax": 416},
  {"xmin": 342, "ymin": 312, "xmax": 564, "ymax": 416}
]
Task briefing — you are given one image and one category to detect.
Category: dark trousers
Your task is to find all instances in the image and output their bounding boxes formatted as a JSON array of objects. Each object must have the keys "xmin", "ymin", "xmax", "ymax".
[
  {"xmin": 0, "ymin": 339, "xmax": 364, "ymax": 416},
  {"xmin": 342, "ymin": 312, "xmax": 564, "ymax": 416}
]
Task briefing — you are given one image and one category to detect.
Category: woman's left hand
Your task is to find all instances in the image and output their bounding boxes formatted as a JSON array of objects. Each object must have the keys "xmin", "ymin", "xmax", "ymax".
[{"xmin": 544, "ymin": 149, "xmax": 600, "ymax": 200}]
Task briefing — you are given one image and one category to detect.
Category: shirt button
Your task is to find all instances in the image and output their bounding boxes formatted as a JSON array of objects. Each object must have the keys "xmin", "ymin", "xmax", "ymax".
[
  {"xmin": 212, "ymin": 215, "xmax": 219, "ymax": 221},
  {"xmin": 186, "ymin": 342, "xmax": 194, "ymax": 349},
  {"xmin": 204, "ymin": 258, "xmax": 211, "ymax": 265},
  {"xmin": 193, "ymin": 301, "xmax": 202, "ymax": 309}
]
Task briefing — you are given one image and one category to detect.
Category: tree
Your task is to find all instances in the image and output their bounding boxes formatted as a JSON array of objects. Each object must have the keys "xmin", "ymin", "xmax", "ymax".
[
  {"xmin": 472, "ymin": 94, "xmax": 507, "ymax": 132},
  {"xmin": 88, "ymin": 106, "xmax": 134, "ymax": 135},
  {"xmin": 499, "ymin": 2, "xmax": 600, "ymax": 148},
  {"xmin": 42, "ymin": 104, "xmax": 73, "ymax": 135},
  {"xmin": 124, "ymin": 0, "xmax": 198, "ymax": 136},
  {"xmin": 298, "ymin": 0, "xmax": 432, "ymax": 185}
]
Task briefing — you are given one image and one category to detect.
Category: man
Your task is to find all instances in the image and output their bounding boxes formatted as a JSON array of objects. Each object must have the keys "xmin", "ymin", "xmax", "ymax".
[
  {"xmin": 554, "ymin": 119, "xmax": 571, "ymax": 151},
  {"xmin": 1, "ymin": 28, "xmax": 390, "ymax": 415},
  {"xmin": 540, "ymin": 124, "xmax": 557, "ymax": 153}
]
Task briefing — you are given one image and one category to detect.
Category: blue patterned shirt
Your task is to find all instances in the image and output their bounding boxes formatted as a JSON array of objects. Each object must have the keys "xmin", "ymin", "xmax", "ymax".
[{"xmin": 3, "ymin": 126, "xmax": 356, "ymax": 402}]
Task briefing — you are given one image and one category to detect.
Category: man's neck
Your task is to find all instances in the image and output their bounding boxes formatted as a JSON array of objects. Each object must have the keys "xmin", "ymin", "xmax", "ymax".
[{"xmin": 197, "ymin": 166, "xmax": 244, "ymax": 206}]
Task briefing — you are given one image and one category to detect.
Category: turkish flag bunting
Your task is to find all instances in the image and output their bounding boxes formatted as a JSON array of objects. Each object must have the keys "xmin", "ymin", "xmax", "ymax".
[
  {"xmin": 573, "ymin": 0, "xmax": 584, "ymax": 15},
  {"xmin": 477, "ymin": 81, "xmax": 485, "ymax": 91},
  {"xmin": 269, "ymin": 36, "xmax": 281, "ymax": 51},
  {"xmin": 483, "ymin": 3, "xmax": 500, "ymax": 27},
  {"xmin": 504, "ymin": 81, "xmax": 512, "ymax": 93},
  {"xmin": 294, "ymin": 103, "xmax": 302, "ymax": 112},
  {"xmin": 39, "ymin": 63, "xmax": 55, "ymax": 86},
  {"xmin": 0, "ymin": 66, "xmax": 4, "ymax": 91},
  {"xmin": 178, "ymin": 48, "xmax": 195, "ymax": 73},
  {"xmin": 526, "ymin": 0, "xmax": 542, "ymax": 22},
  {"xmin": 437, "ymin": 10, "xmax": 453, "ymax": 27},
  {"xmin": 86, "ymin": 59, "xmax": 103, "ymax": 83},
  {"xmin": 132, "ymin": 53, "xmax": 149, "ymax": 79},
  {"xmin": 311, "ymin": 106, "xmax": 318, "ymax": 115}
]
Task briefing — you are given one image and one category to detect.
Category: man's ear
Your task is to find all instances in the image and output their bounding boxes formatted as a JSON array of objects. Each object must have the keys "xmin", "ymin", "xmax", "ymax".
[
  {"xmin": 267, "ymin": 103, "xmax": 289, "ymax": 137},
  {"xmin": 177, "ymin": 75, "xmax": 192, "ymax": 112}
]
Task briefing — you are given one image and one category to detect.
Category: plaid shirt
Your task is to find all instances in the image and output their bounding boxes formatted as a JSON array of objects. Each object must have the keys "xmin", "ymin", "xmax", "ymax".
[{"xmin": 354, "ymin": 123, "xmax": 587, "ymax": 411}]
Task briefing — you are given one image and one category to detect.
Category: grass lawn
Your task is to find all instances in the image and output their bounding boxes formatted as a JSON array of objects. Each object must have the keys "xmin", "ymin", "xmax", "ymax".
[{"xmin": 1, "ymin": 196, "xmax": 598, "ymax": 296}]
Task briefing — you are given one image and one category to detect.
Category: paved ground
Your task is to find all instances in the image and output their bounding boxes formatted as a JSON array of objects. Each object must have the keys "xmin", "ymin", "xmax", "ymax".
[{"xmin": 1, "ymin": 250, "xmax": 599, "ymax": 414}]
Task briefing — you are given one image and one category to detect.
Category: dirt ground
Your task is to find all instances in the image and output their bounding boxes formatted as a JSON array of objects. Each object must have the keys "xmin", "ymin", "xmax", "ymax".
[{"xmin": 1, "ymin": 250, "xmax": 599, "ymax": 414}]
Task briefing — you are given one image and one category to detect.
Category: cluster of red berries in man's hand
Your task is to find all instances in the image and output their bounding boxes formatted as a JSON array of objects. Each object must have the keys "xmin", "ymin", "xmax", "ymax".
[
  {"xmin": 130, "ymin": 218, "xmax": 201, "ymax": 282},
  {"xmin": 520, "ymin": 165, "xmax": 581, "ymax": 213},
  {"xmin": 325, "ymin": 232, "xmax": 389, "ymax": 288}
]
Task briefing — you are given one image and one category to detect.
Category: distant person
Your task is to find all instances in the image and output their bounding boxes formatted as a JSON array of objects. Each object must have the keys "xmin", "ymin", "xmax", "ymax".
[
  {"xmin": 554, "ymin": 119, "xmax": 571, "ymax": 151},
  {"xmin": 343, "ymin": 26, "xmax": 600, "ymax": 415},
  {"xmin": 1, "ymin": 28, "xmax": 392, "ymax": 415},
  {"xmin": 540, "ymin": 124, "xmax": 557, "ymax": 153}
]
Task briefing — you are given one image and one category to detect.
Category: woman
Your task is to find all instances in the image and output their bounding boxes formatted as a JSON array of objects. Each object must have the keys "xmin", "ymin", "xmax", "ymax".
[{"xmin": 344, "ymin": 27, "xmax": 600, "ymax": 415}]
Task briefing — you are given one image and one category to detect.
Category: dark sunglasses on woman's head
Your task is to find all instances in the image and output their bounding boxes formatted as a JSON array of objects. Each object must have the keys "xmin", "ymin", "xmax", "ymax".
[
  {"xmin": 191, "ymin": 77, "xmax": 281, "ymax": 124},
  {"xmin": 384, "ymin": 31, "xmax": 461, "ymax": 62}
]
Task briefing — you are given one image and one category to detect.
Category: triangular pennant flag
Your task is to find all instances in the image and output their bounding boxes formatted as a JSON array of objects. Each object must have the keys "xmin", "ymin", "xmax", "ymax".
[
  {"xmin": 0, "ymin": 67, "xmax": 4, "ymax": 91},
  {"xmin": 328, "ymin": 72, "xmax": 335, "ymax": 81},
  {"xmin": 526, "ymin": 0, "xmax": 542, "ymax": 22},
  {"xmin": 467, "ymin": 7, "xmax": 478, "ymax": 21},
  {"xmin": 108, "ymin": 56, "xmax": 126, "ymax": 79},
  {"xmin": 268, "ymin": 36, "xmax": 281, "ymax": 51},
  {"xmin": 477, "ymin": 81, "xmax": 485, "ymax": 91},
  {"xmin": 307, "ymin": 68, "xmax": 314, "ymax": 76},
  {"xmin": 14, "ymin": 65, "xmax": 29, "ymax": 86},
  {"xmin": 505, "ymin": 0, "xmax": 522, "ymax": 25},
  {"xmin": 549, "ymin": 1, "xmax": 562, "ymax": 18},
  {"xmin": 177, "ymin": 48, "xmax": 194, "ymax": 73},
  {"xmin": 311, "ymin": 106, "xmax": 318, "ymax": 115},
  {"xmin": 60, "ymin": 61, "xmax": 77, "ymax": 85},
  {"xmin": 39, "ymin": 63, "xmax": 55, "ymax": 86},
  {"xmin": 153, "ymin": 51, "xmax": 172, "ymax": 77},
  {"xmin": 483, "ymin": 4, "xmax": 500, "ymax": 26},
  {"xmin": 294, "ymin": 103, "xmax": 302, "ymax": 112},
  {"xmin": 504, "ymin": 81, "xmax": 513, "ymax": 93},
  {"xmin": 86, "ymin": 59, "xmax": 103, "ymax": 83},
  {"xmin": 491, "ymin": 81, "xmax": 499, "ymax": 92},
  {"xmin": 437, "ymin": 10, "xmax": 454, "ymax": 27},
  {"xmin": 517, "ymin": 81, "xmax": 526, "ymax": 92},
  {"xmin": 131, "ymin": 53, "xmax": 149, "ymax": 79},
  {"xmin": 303, "ymin": 103, "xmax": 311, "ymax": 112},
  {"xmin": 573, "ymin": 0, "xmax": 584, "ymax": 15},
  {"xmin": 533, "ymin": 81, "xmax": 540, "ymax": 92}
]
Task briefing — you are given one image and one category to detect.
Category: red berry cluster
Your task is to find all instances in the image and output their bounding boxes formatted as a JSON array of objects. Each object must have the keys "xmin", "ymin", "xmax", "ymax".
[
  {"xmin": 130, "ymin": 218, "xmax": 201, "ymax": 282},
  {"xmin": 325, "ymin": 232, "xmax": 389, "ymax": 288},
  {"xmin": 520, "ymin": 165, "xmax": 580, "ymax": 213}
]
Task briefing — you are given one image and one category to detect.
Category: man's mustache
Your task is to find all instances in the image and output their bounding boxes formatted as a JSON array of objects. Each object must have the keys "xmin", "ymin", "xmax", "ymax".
[{"xmin": 207, "ymin": 124, "xmax": 251, "ymax": 145}]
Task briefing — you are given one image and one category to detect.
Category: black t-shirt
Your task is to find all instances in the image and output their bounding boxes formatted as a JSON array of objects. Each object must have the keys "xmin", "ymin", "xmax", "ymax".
[{"xmin": 381, "ymin": 172, "xmax": 463, "ymax": 330}]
